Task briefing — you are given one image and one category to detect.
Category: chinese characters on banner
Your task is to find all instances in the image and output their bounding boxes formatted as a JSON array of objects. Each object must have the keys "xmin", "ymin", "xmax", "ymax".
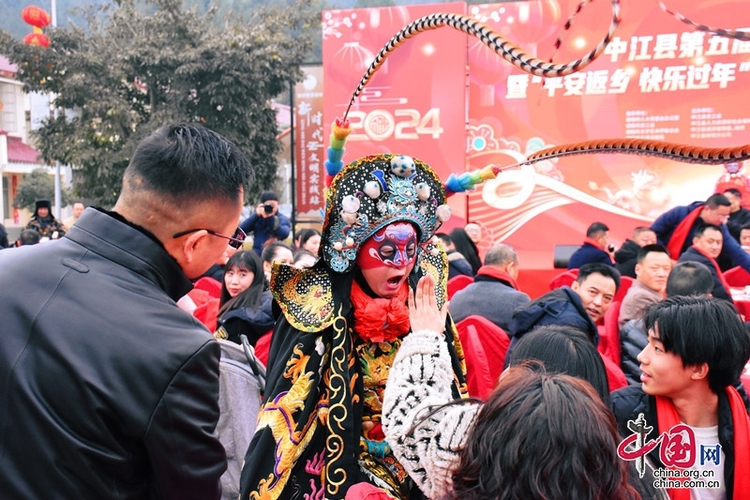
[
  {"xmin": 294, "ymin": 65, "xmax": 325, "ymax": 220},
  {"xmin": 463, "ymin": 0, "xmax": 750, "ymax": 295}
]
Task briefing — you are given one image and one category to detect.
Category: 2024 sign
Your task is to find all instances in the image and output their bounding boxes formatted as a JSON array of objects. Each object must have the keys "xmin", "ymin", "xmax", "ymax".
[{"xmin": 346, "ymin": 108, "xmax": 444, "ymax": 141}]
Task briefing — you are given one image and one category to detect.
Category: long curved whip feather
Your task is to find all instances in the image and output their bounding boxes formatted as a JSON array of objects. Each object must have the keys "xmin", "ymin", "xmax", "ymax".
[
  {"xmin": 550, "ymin": 0, "xmax": 595, "ymax": 60},
  {"xmin": 657, "ymin": 0, "xmax": 750, "ymax": 40},
  {"xmin": 525, "ymin": 139, "xmax": 750, "ymax": 165},
  {"xmin": 343, "ymin": 4, "xmax": 622, "ymax": 119},
  {"xmin": 444, "ymin": 139, "xmax": 750, "ymax": 196}
]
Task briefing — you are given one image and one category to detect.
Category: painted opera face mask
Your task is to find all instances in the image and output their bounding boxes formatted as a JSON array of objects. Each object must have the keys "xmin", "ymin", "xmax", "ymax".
[{"xmin": 356, "ymin": 222, "xmax": 418, "ymax": 298}]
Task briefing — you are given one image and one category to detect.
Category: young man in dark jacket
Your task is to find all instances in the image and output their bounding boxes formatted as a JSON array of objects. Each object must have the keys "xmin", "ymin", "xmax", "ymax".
[
  {"xmin": 0, "ymin": 124, "xmax": 254, "ymax": 499},
  {"xmin": 611, "ymin": 296, "xmax": 750, "ymax": 499}
]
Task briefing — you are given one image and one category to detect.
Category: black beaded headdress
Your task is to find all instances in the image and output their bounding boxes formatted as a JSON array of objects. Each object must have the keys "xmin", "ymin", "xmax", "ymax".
[{"xmin": 321, "ymin": 154, "xmax": 451, "ymax": 274}]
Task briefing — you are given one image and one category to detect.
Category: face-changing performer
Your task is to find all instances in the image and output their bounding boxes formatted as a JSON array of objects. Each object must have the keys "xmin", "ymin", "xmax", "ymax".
[{"xmin": 239, "ymin": 153, "xmax": 467, "ymax": 500}]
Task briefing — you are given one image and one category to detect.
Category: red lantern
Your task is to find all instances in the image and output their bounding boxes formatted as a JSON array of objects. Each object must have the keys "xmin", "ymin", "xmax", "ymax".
[
  {"xmin": 23, "ymin": 32, "xmax": 50, "ymax": 48},
  {"xmin": 21, "ymin": 5, "xmax": 51, "ymax": 28}
]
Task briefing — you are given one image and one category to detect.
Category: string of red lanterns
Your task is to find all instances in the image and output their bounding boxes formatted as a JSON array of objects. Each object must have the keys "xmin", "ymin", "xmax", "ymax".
[{"xmin": 22, "ymin": 5, "xmax": 52, "ymax": 48}]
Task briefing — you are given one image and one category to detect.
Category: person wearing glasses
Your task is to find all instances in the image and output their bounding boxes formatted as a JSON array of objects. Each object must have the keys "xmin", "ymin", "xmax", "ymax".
[
  {"xmin": 0, "ymin": 123, "xmax": 254, "ymax": 499},
  {"xmin": 651, "ymin": 193, "xmax": 750, "ymax": 276},
  {"xmin": 183, "ymin": 227, "xmax": 247, "ymax": 283}
]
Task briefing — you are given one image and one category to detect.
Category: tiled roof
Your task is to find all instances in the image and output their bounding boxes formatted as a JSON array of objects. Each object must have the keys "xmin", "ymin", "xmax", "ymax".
[{"xmin": 7, "ymin": 135, "xmax": 41, "ymax": 164}]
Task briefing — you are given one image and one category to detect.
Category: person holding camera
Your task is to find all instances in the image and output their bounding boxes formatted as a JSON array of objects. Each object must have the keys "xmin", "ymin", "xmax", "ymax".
[{"xmin": 240, "ymin": 191, "xmax": 291, "ymax": 255}]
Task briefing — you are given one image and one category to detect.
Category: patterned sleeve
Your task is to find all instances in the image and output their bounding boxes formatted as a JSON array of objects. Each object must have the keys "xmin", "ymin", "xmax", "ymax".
[{"xmin": 382, "ymin": 328, "xmax": 480, "ymax": 499}]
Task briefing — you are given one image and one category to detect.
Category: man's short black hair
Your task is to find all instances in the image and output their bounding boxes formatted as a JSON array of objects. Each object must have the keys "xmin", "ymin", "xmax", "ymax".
[
  {"xmin": 723, "ymin": 188, "xmax": 742, "ymax": 199},
  {"xmin": 643, "ymin": 295, "xmax": 750, "ymax": 394},
  {"xmin": 434, "ymin": 232, "xmax": 452, "ymax": 246},
  {"xmin": 705, "ymin": 193, "xmax": 731, "ymax": 209},
  {"xmin": 633, "ymin": 226, "xmax": 654, "ymax": 238},
  {"xmin": 666, "ymin": 261, "xmax": 713, "ymax": 297},
  {"xmin": 586, "ymin": 222, "xmax": 609, "ymax": 238},
  {"xmin": 260, "ymin": 191, "xmax": 278, "ymax": 203},
  {"xmin": 636, "ymin": 243, "xmax": 669, "ymax": 264},
  {"xmin": 694, "ymin": 223, "xmax": 723, "ymax": 238},
  {"xmin": 740, "ymin": 223, "xmax": 750, "ymax": 233},
  {"xmin": 576, "ymin": 262, "xmax": 620, "ymax": 290},
  {"xmin": 18, "ymin": 230, "xmax": 41, "ymax": 246},
  {"xmin": 124, "ymin": 123, "xmax": 254, "ymax": 203}
]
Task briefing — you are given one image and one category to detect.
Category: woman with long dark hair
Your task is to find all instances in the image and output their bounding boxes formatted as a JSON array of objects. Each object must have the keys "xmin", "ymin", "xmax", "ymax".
[
  {"xmin": 296, "ymin": 228, "xmax": 321, "ymax": 257},
  {"xmin": 214, "ymin": 250, "xmax": 275, "ymax": 346},
  {"xmin": 450, "ymin": 365, "xmax": 636, "ymax": 500},
  {"xmin": 259, "ymin": 241, "xmax": 294, "ymax": 284},
  {"xmin": 450, "ymin": 227, "xmax": 482, "ymax": 275}
]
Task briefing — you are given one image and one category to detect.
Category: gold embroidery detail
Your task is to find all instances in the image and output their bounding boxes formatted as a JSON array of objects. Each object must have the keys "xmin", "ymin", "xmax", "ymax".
[
  {"xmin": 326, "ymin": 311, "xmax": 350, "ymax": 496},
  {"xmin": 419, "ymin": 243, "xmax": 448, "ymax": 309},
  {"xmin": 271, "ymin": 263, "xmax": 335, "ymax": 332},
  {"xmin": 213, "ymin": 326, "xmax": 228, "ymax": 340}
]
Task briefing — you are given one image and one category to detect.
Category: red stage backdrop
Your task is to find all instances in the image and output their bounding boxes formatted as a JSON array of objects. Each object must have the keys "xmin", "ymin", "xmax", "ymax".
[{"xmin": 322, "ymin": 1, "xmax": 750, "ymax": 296}]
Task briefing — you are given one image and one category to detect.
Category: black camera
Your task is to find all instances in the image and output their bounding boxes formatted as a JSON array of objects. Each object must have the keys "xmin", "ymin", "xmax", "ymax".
[{"xmin": 263, "ymin": 203, "xmax": 274, "ymax": 214}]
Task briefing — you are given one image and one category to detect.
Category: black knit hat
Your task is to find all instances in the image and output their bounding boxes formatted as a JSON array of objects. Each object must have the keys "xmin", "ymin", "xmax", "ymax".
[{"xmin": 260, "ymin": 191, "xmax": 278, "ymax": 203}]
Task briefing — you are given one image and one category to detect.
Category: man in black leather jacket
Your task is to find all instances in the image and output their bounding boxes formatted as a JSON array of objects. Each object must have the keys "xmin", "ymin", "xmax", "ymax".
[{"xmin": 0, "ymin": 124, "xmax": 254, "ymax": 499}]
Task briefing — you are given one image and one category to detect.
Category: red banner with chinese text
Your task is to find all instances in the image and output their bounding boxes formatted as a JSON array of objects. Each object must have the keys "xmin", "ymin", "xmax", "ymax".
[
  {"xmin": 321, "ymin": 1, "xmax": 750, "ymax": 296},
  {"xmin": 294, "ymin": 65, "xmax": 326, "ymax": 220}
]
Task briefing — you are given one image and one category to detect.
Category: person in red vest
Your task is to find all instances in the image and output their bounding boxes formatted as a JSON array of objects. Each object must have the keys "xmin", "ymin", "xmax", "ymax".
[{"xmin": 651, "ymin": 193, "xmax": 750, "ymax": 275}]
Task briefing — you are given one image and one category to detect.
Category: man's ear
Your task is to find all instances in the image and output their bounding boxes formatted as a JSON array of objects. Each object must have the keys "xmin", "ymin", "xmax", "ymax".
[
  {"xmin": 571, "ymin": 280, "xmax": 580, "ymax": 292},
  {"xmin": 690, "ymin": 362, "xmax": 710, "ymax": 382},
  {"xmin": 170, "ymin": 230, "xmax": 208, "ymax": 266}
]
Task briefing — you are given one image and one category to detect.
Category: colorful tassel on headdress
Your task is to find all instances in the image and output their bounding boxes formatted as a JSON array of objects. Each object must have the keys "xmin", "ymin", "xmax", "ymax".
[
  {"xmin": 444, "ymin": 164, "xmax": 501, "ymax": 197},
  {"xmin": 325, "ymin": 117, "xmax": 352, "ymax": 186}
]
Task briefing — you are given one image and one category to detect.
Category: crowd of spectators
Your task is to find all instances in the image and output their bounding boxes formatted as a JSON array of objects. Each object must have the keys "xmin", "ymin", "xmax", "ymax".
[{"xmin": 2, "ymin": 130, "xmax": 750, "ymax": 500}]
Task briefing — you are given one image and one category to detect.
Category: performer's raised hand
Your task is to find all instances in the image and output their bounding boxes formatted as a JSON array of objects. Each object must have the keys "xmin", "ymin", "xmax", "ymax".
[{"xmin": 408, "ymin": 274, "xmax": 447, "ymax": 333}]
